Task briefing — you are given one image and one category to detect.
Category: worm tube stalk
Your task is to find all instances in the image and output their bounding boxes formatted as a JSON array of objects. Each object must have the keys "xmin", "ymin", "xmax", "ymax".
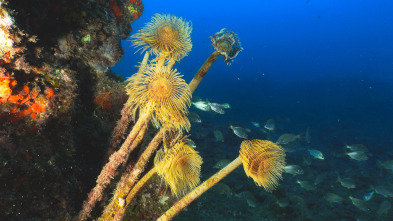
[{"xmin": 158, "ymin": 157, "xmax": 242, "ymax": 221}]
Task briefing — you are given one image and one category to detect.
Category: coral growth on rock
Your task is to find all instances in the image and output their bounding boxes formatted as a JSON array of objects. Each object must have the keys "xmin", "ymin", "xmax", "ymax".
[{"xmin": 0, "ymin": 0, "xmax": 143, "ymax": 219}]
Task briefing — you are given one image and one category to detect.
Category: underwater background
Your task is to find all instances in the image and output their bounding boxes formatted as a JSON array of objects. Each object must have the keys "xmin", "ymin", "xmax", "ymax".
[
  {"xmin": 113, "ymin": 0, "xmax": 393, "ymax": 220},
  {"xmin": 1, "ymin": 0, "xmax": 393, "ymax": 220}
]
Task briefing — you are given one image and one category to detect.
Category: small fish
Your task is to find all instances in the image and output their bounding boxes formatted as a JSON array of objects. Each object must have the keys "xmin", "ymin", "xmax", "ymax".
[
  {"xmin": 213, "ymin": 159, "xmax": 232, "ymax": 169},
  {"xmin": 314, "ymin": 172, "xmax": 328, "ymax": 186},
  {"xmin": 282, "ymin": 145, "xmax": 297, "ymax": 153},
  {"xmin": 276, "ymin": 197, "xmax": 289, "ymax": 208},
  {"xmin": 219, "ymin": 103, "xmax": 231, "ymax": 109},
  {"xmin": 186, "ymin": 140, "xmax": 196, "ymax": 148},
  {"xmin": 276, "ymin": 133, "xmax": 301, "ymax": 145},
  {"xmin": 325, "ymin": 193, "xmax": 344, "ymax": 204},
  {"xmin": 194, "ymin": 127, "xmax": 209, "ymax": 139},
  {"xmin": 229, "ymin": 124, "xmax": 248, "ymax": 139},
  {"xmin": 251, "ymin": 122, "xmax": 260, "ymax": 128},
  {"xmin": 374, "ymin": 185, "xmax": 393, "ymax": 197},
  {"xmin": 349, "ymin": 196, "xmax": 369, "ymax": 212},
  {"xmin": 264, "ymin": 118, "xmax": 275, "ymax": 131},
  {"xmin": 258, "ymin": 127, "xmax": 269, "ymax": 134},
  {"xmin": 363, "ymin": 191, "xmax": 374, "ymax": 201},
  {"xmin": 191, "ymin": 100, "xmax": 210, "ymax": 111},
  {"xmin": 213, "ymin": 129, "xmax": 224, "ymax": 142},
  {"xmin": 308, "ymin": 149, "xmax": 324, "ymax": 160},
  {"xmin": 377, "ymin": 200, "xmax": 391, "ymax": 216},
  {"xmin": 188, "ymin": 112, "xmax": 202, "ymax": 123},
  {"xmin": 208, "ymin": 101, "xmax": 225, "ymax": 114},
  {"xmin": 213, "ymin": 182, "xmax": 232, "ymax": 196},
  {"xmin": 378, "ymin": 160, "xmax": 393, "ymax": 170},
  {"xmin": 337, "ymin": 176, "xmax": 356, "ymax": 189},
  {"xmin": 345, "ymin": 144, "xmax": 368, "ymax": 152},
  {"xmin": 283, "ymin": 165, "xmax": 304, "ymax": 175},
  {"xmin": 236, "ymin": 191, "xmax": 257, "ymax": 208},
  {"xmin": 296, "ymin": 180, "xmax": 315, "ymax": 191},
  {"xmin": 345, "ymin": 151, "xmax": 368, "ymax": 161}
]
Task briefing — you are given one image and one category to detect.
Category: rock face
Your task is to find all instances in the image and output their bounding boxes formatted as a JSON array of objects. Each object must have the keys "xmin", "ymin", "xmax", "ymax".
[{"xmin": 0, "ymin": 0, "xmax": 143, "ymax": 219}]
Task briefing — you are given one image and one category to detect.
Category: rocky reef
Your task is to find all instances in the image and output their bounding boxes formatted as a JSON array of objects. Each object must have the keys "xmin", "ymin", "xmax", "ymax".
[{"xmin": 0, "ymin": 0, "xmax": 143, "ymax": 219}]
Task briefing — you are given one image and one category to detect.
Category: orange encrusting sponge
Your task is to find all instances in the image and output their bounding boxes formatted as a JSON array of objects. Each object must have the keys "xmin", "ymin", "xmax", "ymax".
[{"xmin": 1, "ymin": 73, "xmax": 55, "ymax": 120}]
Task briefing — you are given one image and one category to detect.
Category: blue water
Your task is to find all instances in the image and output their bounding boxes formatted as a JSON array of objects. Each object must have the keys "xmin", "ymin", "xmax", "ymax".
[{"xmin": 113, "ymin": 1, "xmax": 393, "ymax": 220}]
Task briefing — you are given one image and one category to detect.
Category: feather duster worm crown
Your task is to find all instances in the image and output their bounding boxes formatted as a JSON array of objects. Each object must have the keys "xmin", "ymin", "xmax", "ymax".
[
  {"xmin": 239, "ymin": 139, "xmax": 286, "ymax": 192},
  {"xmin": 125, "ymin": 63, "xmax": 191, "ymax": 132},
  {"xmin": 154, "ymin": 139, "xmax": 203, "ymax": 197},
  {"xmin": 132, "ymin": 13, "xmax": 192, "ymax": 61}
]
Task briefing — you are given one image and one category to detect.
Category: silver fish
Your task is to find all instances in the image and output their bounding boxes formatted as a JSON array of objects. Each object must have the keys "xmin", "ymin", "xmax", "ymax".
[
  {"xmin": 191, "ymin": 100, "xmax": 210, "ymax": 111},
  {"xmin": 251, "ymin": 122, "xmax": 260, "ymax": 128},
  {"xmin": 337, "ymin": 177, "xmax": 356, "ymax": 189},
  {"xmin": 186, "ymin": 140, "xmax": 196, "ymax": 148},
  {"xmin": 213, "ymin": 182, "xmax": 232, "ymax": 195},
  {"xmin": 377, "ymin": 200, "xmax": 391, "ymax": 216},
  {"xmin": 283, "ymin": 165, "xmax": 304, "ymax": 175},
  {"xmin": 314, "ymin": 172, "xmax": 328, "ymax": 186},
  {"xmin": 276, "ymin": 197, "xmax": 289, "ymax": 208},
  {"xmin": 345, "ymin": 144, "xmax": 368, "ymax": 152},
  {"xmin": 264, "ymin": 118, "xmax": 276, "ymax": 131},
  {"xmin": 349, "ymin": 196, "xmax": 369, "ymax": 212},
  {"xmin": 188, "ymin": 112, "xmax": 202, "ymax": 123},
  {"xmin": 236, "ymin": 191, "xmax": 257, "ymax": 208},
  {"xmin": 296, "ymin": 180, "xmax": 315, "ymax": 191},
  {"xmin": 325, "ymin": 193, "xmax": 344, "ymax": 204},
  {"xmin": 308, "ymin": 149, "xmax": 324, "ymax": 160},
  {"xmin": 378, "ymin": 160, "xmax": 393, "ymax": 170},
  {"xmin": 213, "ymin": 129, "xmax": 224, "ymax": 142},
  {"xmin": 374, "ymin": 185, "xmax": 393, "ymax": 197},
  {"xmin": 213, "ymin": 159, "xmax": 232, "ymax": 169},
  {"xmin": 209, "ymin": 102, "xmax": 225, "ymax": 114},
  {"xmin": 276, "ymin": 133, "xmax": 301, "ymax": 145},
  {"xmin": 345, "ymin": 151, "xmax": 368, "ymax": 161},
  {"xmin": 229, "ymin": 124, "xmax": 248, "ymax": 139}
]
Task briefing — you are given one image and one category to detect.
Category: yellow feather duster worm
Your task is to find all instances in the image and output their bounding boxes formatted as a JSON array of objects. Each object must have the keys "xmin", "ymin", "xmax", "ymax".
[
  {"xmin": 132, "ymin": 13, "xmax": 192, "ymax": 61},
  {"xmin": 157, "ymin": 139, "xmax": 286, "ymax": 221},
  {"xmin": 125, "ymin": 63, "xmax": 191, "ymax": 132},
  {"xmin": 154, "ymin": 140, "xmax": 203, "ymax": 197},
  {"xmin": 239, "ymin": 139, "xmax": 286, "ymax": 192}
]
